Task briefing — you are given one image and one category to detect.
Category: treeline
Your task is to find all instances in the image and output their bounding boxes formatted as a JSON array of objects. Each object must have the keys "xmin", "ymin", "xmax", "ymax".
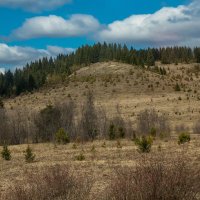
[{"xmin": 1, "ymin": 43, "xmax": 200, "ymax": 97}]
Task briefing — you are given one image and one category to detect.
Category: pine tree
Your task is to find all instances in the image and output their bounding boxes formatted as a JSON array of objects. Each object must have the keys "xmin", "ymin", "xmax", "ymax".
[
  {"xmin": 1, "ymin": 144, "xmax": 11, "ymax": 161},
  {"xmin": 25, "ymin": 145, "xmax": 35, "ymax": 163},
  {"xmin": 175, "ymin": 83, "xmax": 181, "ymax": 91},
  {"xmin": 109, "ymin": 123, "xmax": 116, "ymax": 140},
  {"xmin": 146, "ymin": 49, "xmax": 155, "ymax": 67},
  {"xmin": 55, "ymin": 128, "xmax": 70, "ymax": 144}
]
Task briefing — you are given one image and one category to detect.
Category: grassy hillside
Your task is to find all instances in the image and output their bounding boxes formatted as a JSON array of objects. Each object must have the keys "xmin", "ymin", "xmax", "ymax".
[{"xmin": 4, "ymin": 61, "xmax": 200, "ymax": 132}]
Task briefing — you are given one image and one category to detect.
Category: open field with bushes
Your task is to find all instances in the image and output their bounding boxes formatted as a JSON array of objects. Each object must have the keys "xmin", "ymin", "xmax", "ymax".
[
  {"xmin": 1, "ymin": 61, "xmax": 200, "ymax": 199},
  {"xmin": 0, "ymin": 137, "xmax": 200, "ymax": 199}
]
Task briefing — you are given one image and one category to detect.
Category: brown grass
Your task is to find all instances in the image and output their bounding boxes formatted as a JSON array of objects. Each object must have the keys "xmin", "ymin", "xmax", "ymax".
[{"xmin": 0, "ymin": 137, "xmax": 200, "ymax": 199}]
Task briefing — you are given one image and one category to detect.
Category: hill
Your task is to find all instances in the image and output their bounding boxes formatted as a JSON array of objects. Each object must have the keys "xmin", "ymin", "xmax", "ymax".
[{"xmin": 4, "ymin": 61, "xmax": 200, "ymax": 132}]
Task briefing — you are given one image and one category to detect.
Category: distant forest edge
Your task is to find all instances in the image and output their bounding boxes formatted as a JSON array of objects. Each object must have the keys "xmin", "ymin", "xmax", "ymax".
[{"xmin": 1, "ymin": 43, "xmax": 200, "ymax": 97}]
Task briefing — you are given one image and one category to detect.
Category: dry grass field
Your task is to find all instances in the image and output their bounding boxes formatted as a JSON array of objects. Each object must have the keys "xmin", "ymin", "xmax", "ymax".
[{"xmin": 0, "ymin": 136, "xmax": 200, "ymax": 199}]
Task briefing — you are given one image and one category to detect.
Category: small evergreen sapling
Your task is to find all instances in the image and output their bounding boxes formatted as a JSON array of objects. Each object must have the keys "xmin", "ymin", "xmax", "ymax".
[
  {"xmin": 55, "ymin": 128, "xmax": 70, "ymax": 144},
  {"xmin": 75, "ymin": 152, "xmax": 85, "ymax": 161},
  {"xmin": 109, "ymin": 123, "xmax": 116, "ymax": 140},
  {"xmin": 178, "ymin": 133, "xmax": 190, "ymax": 145},
  {"xmin": 118, "ymin": 127, "xmax": 125, "ymax": 138},
  {"xmin": 25, "ymin": 145, "xmax": 35, "ymax": 163},
  {"xmin": 175, "ymin": 83, "xmax": 181, "ymax": 91},
  {"xmin": 135, "ymin": 136, "xmax": 153, "ymax": 153},
  {"xmin": 1, "ymin": 144, "xmax": 11, "ymax": 161}
]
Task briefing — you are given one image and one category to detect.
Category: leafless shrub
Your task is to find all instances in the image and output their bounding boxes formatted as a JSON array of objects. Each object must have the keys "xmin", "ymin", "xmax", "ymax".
[
  {"xmin": 96, "ymin": 107, "xmax": 109, "ymax": 139},
  {"xmin": 4, "ymin": 165, "xmax": 93, "ymax": 200},
  {"xmin": 0, "ymin": 108, "xmax": 9, "ymax": 144},
  {"xmin": 56, "ymin": 100, "xmax": 76, "ymax": 139},
  {"xmin": 175, "ymin": 123, "xmax": 189, "ymax": 133},
  {"xmin": 7, "ymin": 108, "xmax": 29, "ymax": 144},
  {"xmin": 34, "ymin": 104, "xmax": 61, "ymax": 142},
  {"xmin": 79, "ymin": 91, "xmax": 99, "ymax": 141},
  {"xmin": 137, "ymin": 109, "xmax": 170, "ymax": 136},
  {"xmin": 104, "ymin": 152, "xmax": 200, "ymax": 200},
  {"xmin": 193, "ymin": 120, "xmax": 200, "ymax": 134},
  {"xmin": 109, "ymin": 105, "xmax": 134, "ymax": 139},
  {"xmin": 34, "ymin": 100, "xmax": 76, "ymax": 143},
  {"xmin": 0, "ymin": 106, "xmax": 37, "ymax": 145}
]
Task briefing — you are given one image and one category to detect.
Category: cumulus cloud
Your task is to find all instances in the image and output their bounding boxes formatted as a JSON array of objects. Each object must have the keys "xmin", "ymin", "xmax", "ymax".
[
  {"xmin": 97, "ymin": 0, "xmax": 200, "ymax": 46},
  {"xmin": 0, "ymin": 0, "xmax": 72, "ymax": 12},
  {"xmin": 0, "ymin": 43, "xmax": 75, "ymax": 69},
  {"xmin": 11, "ymin": 14, "xmax": 100, "ymax": 40}
]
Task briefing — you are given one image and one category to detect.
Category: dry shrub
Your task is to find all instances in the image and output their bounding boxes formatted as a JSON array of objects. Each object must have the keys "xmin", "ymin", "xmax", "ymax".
[
  {"xmin": 193, "ymin": 120, "xmax": 200, "ymax": 134},
  {"xmin": 0, "ymin": 108, "xmax": 9, "ymax": 144},
  {"xmin": 175, "ymin": 123, "xmax": 189, "ymax": 134},
  {"xmin": 4, "ymin": 165, "xmax": 93, "ymax": 200},
  {"xmin": 79, "ymin": 91, "xmax": 99, "ymax": 141},
  {"xmin": 108, "ymin": 104, "xmax": 134, "ymax": 139},
  {"xmin": 104, "ymin": 152, "xmax": 200, "ymax": 200},
  {"xmin": 137, "ymin": 109, "xmax": 170, "ymax": 137}
]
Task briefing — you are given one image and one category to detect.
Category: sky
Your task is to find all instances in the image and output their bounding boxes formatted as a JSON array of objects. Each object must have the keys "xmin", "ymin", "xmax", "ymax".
[{"xmin": 0, "ymin": 0, "xmax": 199, "ymax": 69}]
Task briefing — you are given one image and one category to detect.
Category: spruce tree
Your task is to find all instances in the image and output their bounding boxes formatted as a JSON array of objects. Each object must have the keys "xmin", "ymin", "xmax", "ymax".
[
  {"xmin": 146, "ymin": 49, "xmax": 155, "ymax": 67},
  {"xmin": 175, "ymin": 83, "xmax": 181, "ymax": 91},
  {"xmin": 109, "ymin": 123, "xmax": 116, "ymax": 140},
  {"xmin": 25, "ymin": 145, "xmax": 35, "ymax": 163},
  {"xmin": 1, "ymin": 144, "xmax": 11, "ymax": 161}
]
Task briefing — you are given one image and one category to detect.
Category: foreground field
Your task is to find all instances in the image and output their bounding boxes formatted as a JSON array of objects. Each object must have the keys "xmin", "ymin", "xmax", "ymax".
[{"xmin": 0, "ymin": 136, "xmax": 200, "ymax": 199}]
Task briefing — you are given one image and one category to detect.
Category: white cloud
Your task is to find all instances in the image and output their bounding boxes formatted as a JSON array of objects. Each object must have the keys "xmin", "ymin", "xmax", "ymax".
[
  {"xmin": 0, "ymin": 0, "xmax": 72, "ymax": 12},
  {"xmin": 47, "ymin": 46, "xmax": 75, "ymax": 56},
  {"xmin": 11, "ymin": 14, "xmax": 100, "ymax": 40},
  {"xmin": 97, "ymin": 0, "xmax": 200, "ymax": 46},
  {"xmin": 0, "ymin": 68, "xmax": 5, "ymax": 74},
  {"xmin": 0, "ymin": 43, "xmax": 75, "ymax": 69}
]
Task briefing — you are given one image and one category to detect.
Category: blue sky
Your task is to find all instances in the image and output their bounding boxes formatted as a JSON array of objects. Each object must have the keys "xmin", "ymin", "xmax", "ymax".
[{"xmin": 0, "ymin": 0, "xmax": 198, "ymax": 69}]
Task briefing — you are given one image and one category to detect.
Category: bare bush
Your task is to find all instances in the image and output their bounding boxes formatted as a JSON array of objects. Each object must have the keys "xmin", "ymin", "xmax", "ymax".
[
  {"xmin": 137, "ymin": 109, "xmax": 170, "ymax": 136},
  {"xmin": 7, "ymin": 108, "xmax": 29, "ymax": 144},
  {"xmin": 105, "ymin": 104, "xmax": 135, "ymax": 140},
  {"xmin": 4, "ymin": 165, "xmax": 93, "ymax": 200},
  {"xmin": 96, "ymin": 107, "xmax": 109, "ymax": 139},
  {"xmin": 34, "ymin": 104, "xmax": 61, "ymax": 142},
  {"xmin": 34, "ymin": 100, "xmax": 76, "ymax": 143},
  {"xmin": 0, "ymin": 107, "xmax": 35, "ymax": 145},
  {"xmin": 0, "ymin": 108, "xmax": 9, "ymax": 144},
  {"xmin": 79, "ymin": 91, "xmax": 99, "ymax": 141},
  {"xmin": 193, "ymin": 120, "xmax": 200, "ymax": 134},
  {"xmin": 56, "ymin": 100, "xmax": 76, "ymax": 140},
  {"xmin": 175, "ymin": 123, "xmax": 189, "ymax": 134},
  {"xmin": 104, "ymin": 153, "xmax": 200, "ymax": 200}
]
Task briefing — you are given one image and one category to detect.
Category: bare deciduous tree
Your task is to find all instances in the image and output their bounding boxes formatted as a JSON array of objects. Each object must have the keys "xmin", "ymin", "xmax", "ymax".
[
  {"xmin": 0, "ymin": 108, "xmax": 9, "ymax": 144},
  {"xmin": 79, "ymin": 91, "xmax": 98, "ymax": 141},
  {"xmin": 137, "ymin": 109, "xmax": 170, "ymax": 136},
  {"xmin": 193, "ymin": 120, "xmax": 200, "ymax": 134}
]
